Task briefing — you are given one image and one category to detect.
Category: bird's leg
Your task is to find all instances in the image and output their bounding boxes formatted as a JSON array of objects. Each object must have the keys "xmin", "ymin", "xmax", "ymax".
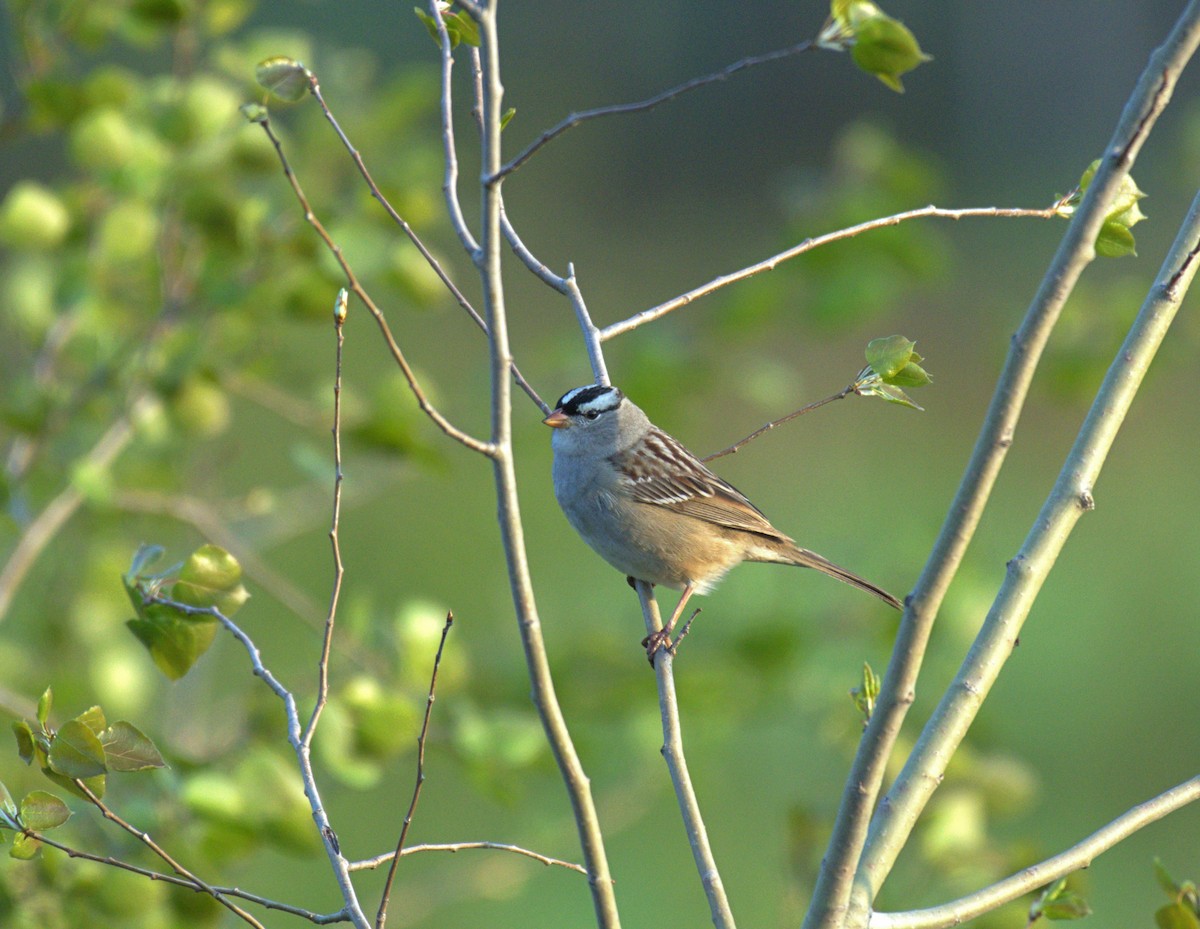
[{"xmin": 642, "ymin": 583, "xmax": 696, "ymax": 663}]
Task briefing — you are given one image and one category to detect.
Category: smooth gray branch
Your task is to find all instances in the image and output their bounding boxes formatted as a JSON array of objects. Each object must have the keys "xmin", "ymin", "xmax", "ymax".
[
  {"xmin": 470, "ymin": 6, "xmax": 622, "ymax": 927},
  {"xmin": 349, "ymin": 841, "xmax": 587, "ymax": 874},
  {"xmin": 601, "ymin": 203, "xmax": 1066, "ymax": 341},
  {"xmin": 635, "ymin": 581, "xmax": 736, "ymax": 929},
  {"xmin": 807, "ymin": 6, "xmax": 1200, "ymax": 927},
  {"xmin": 869, "ymin": 775, "xmax": 1200, "ymax": 929},
  {"xmin": 496, "ymin": 40, "xmax": 815, "ymax": 179}
]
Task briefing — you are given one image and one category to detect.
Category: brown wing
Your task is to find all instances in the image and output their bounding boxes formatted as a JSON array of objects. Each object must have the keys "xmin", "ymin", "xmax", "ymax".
[{"xmin": 609, "ymin": 428, "xmax": 788, "ymax": 540}]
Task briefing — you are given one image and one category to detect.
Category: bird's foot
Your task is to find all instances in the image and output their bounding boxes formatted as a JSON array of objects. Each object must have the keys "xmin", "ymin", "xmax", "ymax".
[{"xmin": 640, "ymin": 609, "xmax": 701, "ymax": 666}]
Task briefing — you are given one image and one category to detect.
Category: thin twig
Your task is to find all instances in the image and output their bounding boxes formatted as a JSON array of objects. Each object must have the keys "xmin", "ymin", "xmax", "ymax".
[
  {"xmin": 18, "ymin": 829, "xmax": 351, "ymax": 924},
  {"xmin": 73, "ymin": 780, "xmax": 265, "ymax": 928},
  {"xmin": 376, "ymin": 611, "xmax": 454, "ymax": 929},
  {"xmin": 496, "ymin": 40, "xmax": 816, "ymax": 179},
  {"xmin": 156, "ymin": 596, "xmax": 372, "ymax": 929},
  {"xmin": 350, "ymin": 841, "xmax": 587, "ymax": 874},
  {"xmin": 634, "ymin": 581, "xmax": 735, "ymax": 929},
  {"xmin": 306, "ymin": 69, "xmax": 545, "ymax": 412},
  {"xmin": 602, "ymin": 202, "xmax": 1069, "ymax": 341},
  {"xmin": 869, "ymin": 774, "xmax": 1200, "ymax": 929},
  {"xmin": 257, "ymin": 115, "xmax": 496, "ymax": 458},
  {"xmin": 701, "ymin": 384, "xmax": 857, "ymax": 462},
  {"xmin": 471, "ymin": 5, "xmax": 622, "ymax": 926},
  {"xmin": 305, "ymin": 290, "xmax": 349, "ymax": 747},
  {"xmin": 803, "ymin": 8, "xmax": 1200, "ymax": 924}
]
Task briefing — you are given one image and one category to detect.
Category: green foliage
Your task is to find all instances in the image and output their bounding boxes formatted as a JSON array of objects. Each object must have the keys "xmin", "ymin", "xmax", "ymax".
[
  {"xmin": 1155, "ymin": 860, "xmax": 1200, "ymax": 929},
  {"xmin": 1056, "ymin": 160, "xmax": 1148, "ymax": 258},
  {"xmin": 1028, "ymin": 876, "xmax": 1092, "ymax": 923},
  {"xmin": 820, "ymin": 1, "xmax": 931, "ymax": 92},
  {"xmin": 5, "ymin": 690, "xmax": 164, "ymax": 835},
  {"xmin": 414, "ymin": 3, "xmax": 480, "ymax": 49},
  {"xmin": 254, "ymin": 56, "xmax": 312, "ymax": 102},
  {"xmin": 123, "ymin": 543, "xmax": 247, "ymax": 679},
  {"xmin": 850, "ymin": 661, "xmax": 880, "ymax": 723},
  {"xmin": 856, "ymin": 335, "xmax": 932, "ymax": 410}
]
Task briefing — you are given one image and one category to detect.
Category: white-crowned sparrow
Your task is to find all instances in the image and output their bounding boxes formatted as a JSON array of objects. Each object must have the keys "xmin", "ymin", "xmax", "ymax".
[{"xmin": 543, "ymin": 384, "xmax": 902, "ymax": 647}]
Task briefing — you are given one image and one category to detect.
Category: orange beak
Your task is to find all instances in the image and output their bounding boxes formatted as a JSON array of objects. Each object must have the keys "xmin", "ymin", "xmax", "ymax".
[{"xmin": 542, "ymin": 409, "xmax": 570, "ymax": 428}]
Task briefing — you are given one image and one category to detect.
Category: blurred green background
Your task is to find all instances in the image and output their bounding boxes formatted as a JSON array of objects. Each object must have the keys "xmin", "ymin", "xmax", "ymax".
[{"xmin": 1, "ymin": 1, "xmax": 1198, "ymax": 927}]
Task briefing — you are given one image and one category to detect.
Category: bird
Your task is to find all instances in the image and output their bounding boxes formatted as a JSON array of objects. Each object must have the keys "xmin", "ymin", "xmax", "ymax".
[{"xmin": 542, "ymin": 384, "xmax": 902, "ymax": 654}]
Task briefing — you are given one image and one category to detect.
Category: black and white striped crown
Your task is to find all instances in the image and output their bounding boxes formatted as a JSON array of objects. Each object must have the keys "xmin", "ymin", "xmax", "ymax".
[{"xmin": 555, "ymin": 384, "xmax": 624, "ymax": 416}]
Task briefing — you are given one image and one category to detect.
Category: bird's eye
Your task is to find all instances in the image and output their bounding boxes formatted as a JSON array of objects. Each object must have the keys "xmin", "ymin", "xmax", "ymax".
[{"xmin": 583, "ymin": 410, "xmax": 600, "ymax": 420}]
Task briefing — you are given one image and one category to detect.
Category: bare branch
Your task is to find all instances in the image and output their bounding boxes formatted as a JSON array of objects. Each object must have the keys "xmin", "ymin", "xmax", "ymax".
[
  {"xmin": 307, "ymin": 56, "xmax": 546, "ymax": 413},
  {"xmin": 634, "ymin": 581, "xmax": 736, "ymax": 929},
  {"xmin": 496, "ymin": 40, "xmax": 816, "ymax": 180},
  {"xmin": 351, "ymin": 841, "xmax": 586, "ymax": 875},
  {"xmin": 19, "ymin": 830, "xmax": 352, "ymax": 924},
  {"xmin": 800, "ymin": 8, "xmax": 1200, "ymax": 925},
  {"xmin": 257, "ymin": 116, "xmax": 496, "ymax": 458},
  {"xmin": 701, "ymin": 384, "xmax": 858, "ymax": 462},
  {"xmin": 74, "ymin": 780, "xmax": 266, "ymax": 928},
  {"xmin": 376, "ymin": 612, "xmax": 454, "ymax": 929},
  {"xmin": 304, "ymin": 292, "xmax": 349, "ymax": 747},
  {"xmin": 854, "ymin": 182, "xmax": 1200, "ymax": 914},
  {"xmin": 470, "ymin": 5, "xmax": 621, "ymax": 925},
  {"xmin": 601, "ymin": 202, "xmax": 1068, "ymax": 342},
  {"xmin": 156, "ymin": 595, "xmax": 372, "ymax": 929},
  {"xmin": 869, "ymin": 775, "xmax": 1200, "ymax": 929}
]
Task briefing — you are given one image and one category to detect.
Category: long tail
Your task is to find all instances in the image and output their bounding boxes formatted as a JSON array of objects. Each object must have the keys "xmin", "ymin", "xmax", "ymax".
[{"xmin": 788, "ymin": 547, "xmax": 903, "ymax": 610}]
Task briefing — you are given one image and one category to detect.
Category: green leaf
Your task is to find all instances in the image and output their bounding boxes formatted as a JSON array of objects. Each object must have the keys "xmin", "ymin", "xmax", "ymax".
[
  {"xmin": 10, "ymin": 833, "xmax": 40, "ymax": 859},
  {"xmin": 100, "ymin": 722, "xmax": 167, "ymax": 772},
  {"xmin": 1030, "ymin": 877, "xmax": 1091, "ymax": 923},
  {"xmin": 75, "ymin": 705, "xmax": 107, "ymax": 737},
  {"xmin": 41, "ymin": 769, "xmax": 105, "ymax": 803},
  {"xmin": 47, "ymin": 720, "xmax": 107, "ymax": 780},
  {"xmin": 856, "ymin": 377, "xmax": 926, "ymax": 411},
  {"xmin": 13, "ymin": 721, "xmax": 36, "ymax": 765},
  {"xmin": 850, "ymin": 661, "xmax": 881, "ymax": 721},
  {"xmin": 414, "ymin": 4, "xmax": 479, "ymax": 49},
  {"xmin": 500, "ymin": 107, "xmax": 516, "ymax": 130},
  {"xmin": 127, "ymin": 544, "xmax": 165, "ymax": 580},
  {"xmin": 36, "ymin": 687, "xmax": 52, "ymax": 728},
  {"xmin": 255, "ymin": 56, "xmax": 312, "ymax": 102},
  {"xmin": 865, "ymin": 335, "xmax": 917, "ymax": 379},
  {"xmin": 239, "ymin": 102, "xmax": 269, "ymax": 124},
  {"xmin": 1070, "ymin": 160, "xmax": 1146, "ymax": 258},
  {"xmin": 863, "ymin": 335, "xmax": 932, "ymax": 399},
  {"xmin": 848, "ymin": 10, "xmax": 930, "ymax": 92},
  {"xmin": 1156, "ymin": 858, "xmax": 1182, "ymax": 896},
  {"xmin": 446, "ymin": 10, "xmax": 479, "ymax": 47},
  {"xmin": 1158, "ymin": 902, "xmax": 1200, "ymax": 929},
  {"xmin": 127, "ymin": 603, "xmax": 219, "ymax": 680},
  {"xmin": 173, "ymin": 544, "xmax": 249, "ymax": 617},
  {"xmin": 1095, "ymin": 220, "xmax": 1137, "ymax": 258},
  {"xmin": 19, "ymin": 791, "xmax": 70, "ymax": 831},
  {"xmin": 0, "ymin": 781, "xmax": 17, "ymax": 823}
]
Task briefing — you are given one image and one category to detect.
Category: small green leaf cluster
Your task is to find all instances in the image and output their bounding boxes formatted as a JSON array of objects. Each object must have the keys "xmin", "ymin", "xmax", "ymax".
[
  {"xmin": 4, "ymin": 687, "xmax": 164, "ymax": 858},
  {"xmin": 123, "ymin": 543, "xmax": 249, "ymax": 680},
  {"xmin": 254, "ymin": 56, "xmax": 312, "ymax": 102},
  {"xmin": 1056, "ymin": 160, "xmax": 1148, "ymax": 258},
  {"xmin": 1029, "ymin": 876, "xmax": 1091, "ymax": 923},
  {"xmin": 849, "ymin": 661, "xmax": 880, "ymax": 723},
  {"xmin": 414, "ymin": 3, "xmax": 480, "ymax": 49},
  {"xmin": 819, "ymin": 1, "xmax": 931, "ymax": 92},
  {"xmin": 856, "ymin": 335, "xmax": 932, "ymax": 410},
  {"xmin": 1155, "ymin": 860, "xmax": 1200, "ymax": 929}
]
